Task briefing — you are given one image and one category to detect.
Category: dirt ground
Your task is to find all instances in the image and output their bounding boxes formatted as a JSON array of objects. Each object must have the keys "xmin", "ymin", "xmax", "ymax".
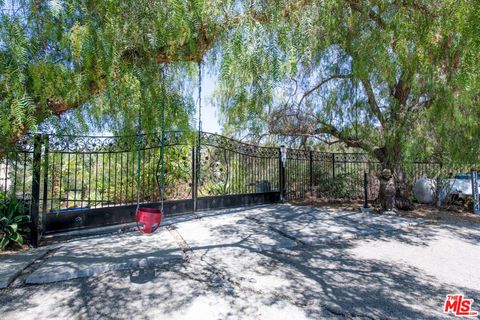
[{"xmin": 292, "ymin": 196, "xmax": 480, "ymax": 225}]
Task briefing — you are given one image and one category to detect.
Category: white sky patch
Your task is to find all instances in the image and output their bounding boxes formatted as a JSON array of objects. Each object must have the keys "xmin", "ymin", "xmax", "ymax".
[{"xmin": 48, "ymin": 0, "xmax": 63, "ymax": 16}]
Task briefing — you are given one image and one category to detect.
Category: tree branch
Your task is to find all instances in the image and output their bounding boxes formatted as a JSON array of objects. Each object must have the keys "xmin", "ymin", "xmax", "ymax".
[
  {"xmin": 407, "ymin": 98, "xmax": 432, "ymax": 113},
  {"xmin": 267, "ymin": 106, "xmax": 375, "ymax": 152},
  {"xmin": 360, "ymin": 77, "xmax": 385, "ymax": 128},
  {"xmin": 392, "ymin": 71, "xmax": 412, "ymax": 107},
  {"xmin": 297, "ymin": 74, "xmax": 353, "ymax": 107},
  {"xmin": 313, "ymin": 122, "xmax": 370, "ymax": 150}
]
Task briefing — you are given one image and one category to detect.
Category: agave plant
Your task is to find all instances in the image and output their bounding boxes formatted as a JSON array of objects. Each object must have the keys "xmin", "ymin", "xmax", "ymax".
[{"xmin": 0, "ymin": 197, "xmax": 30, "ymax": 250}]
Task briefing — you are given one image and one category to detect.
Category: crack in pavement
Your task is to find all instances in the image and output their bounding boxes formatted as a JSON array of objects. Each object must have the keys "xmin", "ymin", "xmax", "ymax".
[
  {"xmin": 174, "ymin": 251, "xmax": 378, "ymax": 319},
  {"xmin": 166, "ymin": 225, "xmax": 194, "ymax": 259},
  {"xmin": 246, "ymin": 215, "xmax": 307, "ymax": 246},
  {"xmin": 165, "ymin": 218, "xmax": 330, "ymax": 314},
  {"xmin": 166, "ymin": 218, "xmax": 378, "ymax": 319}
]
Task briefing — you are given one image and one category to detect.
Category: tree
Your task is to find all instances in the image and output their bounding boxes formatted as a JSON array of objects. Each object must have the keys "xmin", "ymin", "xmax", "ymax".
[
  {"xmin": 0, "ymin": 0, "xmax": 228, "ymax": 150},
  {"xmin": 216, "ymin": 0, "xmax": 478, "ymax": 209},
  {"xmin": 0, "ymin": 0, "xmax": 312, "ymax": 151},
  {"xmin": 1, "ymin": 0, "xmax": 478, "ymax": 210}
]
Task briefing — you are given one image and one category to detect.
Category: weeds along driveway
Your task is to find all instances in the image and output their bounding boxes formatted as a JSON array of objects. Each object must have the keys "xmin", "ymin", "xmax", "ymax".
[{"xmin": 0, "ymin": 204, "xmax": 478, "ymax": 319}]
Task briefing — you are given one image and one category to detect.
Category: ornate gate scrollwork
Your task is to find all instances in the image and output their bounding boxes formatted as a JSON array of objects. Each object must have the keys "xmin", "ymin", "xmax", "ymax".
[
  {"xmin": 198, "ymin": 132, "xmax": 279, "ymax": 196},
  {"xmin": 158, "ymin": 145, "xmax": 193, "ymax": 200},
  {"xmin": 198, "ymin": 146, "xmax": 229, "ymax": 196}
]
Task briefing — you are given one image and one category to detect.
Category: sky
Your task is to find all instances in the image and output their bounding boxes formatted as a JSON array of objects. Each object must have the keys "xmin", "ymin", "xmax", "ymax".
[{"xmin": 196, "ymin": 70, "xmax": 221, "ymax": 134}]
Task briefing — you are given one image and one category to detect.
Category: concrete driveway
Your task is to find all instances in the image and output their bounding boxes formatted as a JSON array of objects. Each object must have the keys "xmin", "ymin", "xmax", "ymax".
[{"xmin": 0, "ymin": 204, "xmax": 479, "ymax": 319}]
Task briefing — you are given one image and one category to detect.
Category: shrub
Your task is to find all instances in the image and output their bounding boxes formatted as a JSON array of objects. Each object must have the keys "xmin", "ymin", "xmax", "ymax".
[
  {"xmin": 314, "ymin": 172, "xmax": 358, "ymax": 199},
  {"xmin": 0, "ymin": 197, "xmax": 30, "ymax": 250}
]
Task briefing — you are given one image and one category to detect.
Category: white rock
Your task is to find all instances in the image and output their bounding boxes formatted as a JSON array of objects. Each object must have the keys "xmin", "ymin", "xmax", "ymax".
[{"xmin": 414, "ymin": 177, "xmax": 437, "ymax": 204}]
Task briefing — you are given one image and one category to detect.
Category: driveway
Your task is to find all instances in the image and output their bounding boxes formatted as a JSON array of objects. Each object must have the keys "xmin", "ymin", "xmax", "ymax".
[{"xmin": 0, "ymin": 204, "xmax": 478, "ymax": 319}]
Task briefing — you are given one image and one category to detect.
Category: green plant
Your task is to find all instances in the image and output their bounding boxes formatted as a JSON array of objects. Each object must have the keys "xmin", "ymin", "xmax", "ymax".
[
  {"xmin": 0, "ymin": 197, "xmax": 30, "ymax": 250},
  {"xmin": 314, "ymin": 172, "xmax": 358, "ymax": 199}
]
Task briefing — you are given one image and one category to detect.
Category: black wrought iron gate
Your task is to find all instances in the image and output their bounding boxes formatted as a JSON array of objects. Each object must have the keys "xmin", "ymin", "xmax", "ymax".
[
  {"xmin": 17, "ymin": 131, "xmax": 282, "ymax": 236},
  {"xmin": 2, "ymin": 131, "xmax": 461, "ymax": 244}
]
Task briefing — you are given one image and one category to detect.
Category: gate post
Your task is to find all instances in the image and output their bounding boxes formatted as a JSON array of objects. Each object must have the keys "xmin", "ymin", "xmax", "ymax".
[
  {"xmin": 332, "ymin": 153, "xmax": 335, "ymax": 178},
  {"xmin": 363, "ymin": 170, "xmax": 370, "ymax": 209},
  {"xmin": 308, "ymin": 147, "xmax": 313, "ymax": 196},
  {"xmin": 41, "ymin": 135, "xmax": 49, "ymax": 235},
  {"xmin": 279, "ymin": 145, "xmax": 287, "ymax": 202},
  {"xmin": 471, "ymin": 168, "xmax": 480, "ymax": 215},
  {"xmin": 30, "ymin": 134, "xmax": 42, "ymax": 247},
  {"xmin": 192, "ymin": 145, "xmax": 198, "ymax": 212}
]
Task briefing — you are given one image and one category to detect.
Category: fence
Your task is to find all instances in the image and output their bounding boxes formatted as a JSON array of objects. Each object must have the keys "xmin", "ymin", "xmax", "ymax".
[
  {"xmin": 284, "ymin": 151, "xmax": 383, "ymax": 201},
  {"xmin": 0, "ymin": 131, "xmax": 473, "ymax": 244}
]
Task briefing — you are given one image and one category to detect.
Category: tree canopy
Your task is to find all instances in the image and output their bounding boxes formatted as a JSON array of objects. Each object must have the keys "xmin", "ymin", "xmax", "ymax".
[
  {"xmin": 1, "ymin": 0, "xmax": 226, "ymax": 145},
  {"xmin": 216, "ymin": 0, "xmax": 480, "ymax": 165},
  {"xmin": 0, "ymin": 0, "xmax": 479, "ymax": 169}
]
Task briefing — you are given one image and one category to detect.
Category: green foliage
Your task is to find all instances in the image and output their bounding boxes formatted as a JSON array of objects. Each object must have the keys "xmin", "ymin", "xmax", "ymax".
[
  {"xmin": 215, "ymin": 0, "xmax": 480, "ymax": 168},
  {"xmin": 0, "ymin": 0, "xmax": 479, "ymax": 171},
  {"xmin": 314, "ymin": 172, "xmax": 354, "ymax": 199},
  {"xmin": 0, "ymin": 0, "xmax": 235, "ymax": 147},
  {"xmin": 0, "ymin": 197, "xmax": 30, "ymax": 250}
]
